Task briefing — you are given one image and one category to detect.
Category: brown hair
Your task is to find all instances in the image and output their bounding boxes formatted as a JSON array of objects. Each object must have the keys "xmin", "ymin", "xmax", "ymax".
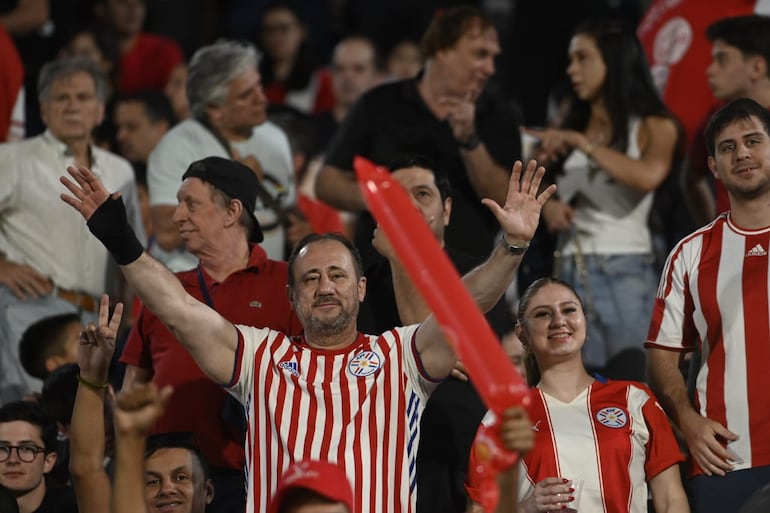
[
  {"xmin": 420, "ymin": 6, "xmax": 494, "ymax": 58},
  {"xmin": 516, "ymin": 277, "xmax": 585, "ymax": 387}
]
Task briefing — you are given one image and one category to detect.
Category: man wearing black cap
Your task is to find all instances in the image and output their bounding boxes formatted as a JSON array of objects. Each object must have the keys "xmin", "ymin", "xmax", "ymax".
[{"xmin": 118, "ymin": 156, "xmax": 303, "ymax": 513}]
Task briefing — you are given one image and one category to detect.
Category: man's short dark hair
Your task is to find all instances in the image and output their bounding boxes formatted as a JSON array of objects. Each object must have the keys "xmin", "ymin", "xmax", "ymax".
[
  {"xmin": 706, "ymin": 15, "xmax": 770, "ymax": 78},
  {"xmin": 19, "ymin": 313, "xmax": 80, "ymax": 380},
  {"xmin": 420, "ymin": 6, "xmax": 495, "ymax": 58},
  {"xmin": 115, "ymin": 90, "xmax": 177, "ymax": 126},
  {"xmin": 705, "ymin": 97, "xmax": 770, "ymax": 156},
  {"xmin": 387, "ymin": 154, "xmax": 452, "ymax": 203},
  {"xmin": 287, "ymin": 233, "xmax": 363, "ymax": 289},
  {"xmin": 0, "ymin": 401, "xmax": 58, "ymax": 453},
  {"xmin": 145, "ymin": 432, "xmax": 210, "ymax": 482}
]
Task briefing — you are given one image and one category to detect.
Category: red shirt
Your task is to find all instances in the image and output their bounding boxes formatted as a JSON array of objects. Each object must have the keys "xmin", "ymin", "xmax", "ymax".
[
  {"xmin": 264, "ymin": 68, "xmax": 334, "ymax": 114},
  {"xmin": 637, "ymin": 0, "xmax": 760, "ymax": 142},
  {"xmin": 0, "ymin": 26, "xmax": 23, "ymax": 141},
  {"xmin": 120, "ymin": 244, "xmax": 303, "ymax": 469},
  {"xmin": 117, "ymin": 33, "xmax": 183, "ymax": 94}
]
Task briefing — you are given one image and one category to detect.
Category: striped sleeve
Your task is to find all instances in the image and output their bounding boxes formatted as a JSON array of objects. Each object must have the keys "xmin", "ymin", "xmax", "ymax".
[{"xmin": 646, "ymin": 230, "xmax": 703, "ymax": 351}]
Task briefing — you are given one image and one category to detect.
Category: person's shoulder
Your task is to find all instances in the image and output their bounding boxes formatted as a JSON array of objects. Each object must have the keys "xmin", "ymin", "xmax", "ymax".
[
  {"xmin": 357, "ymin": 78, "xmax": 414, "ymax": 106},
  {"xmin": 151, "ymin": 119, "xmax": 214, "ymax": 158},
  {"xmin": 35, "ymin": 485, "xmax": 78, "ymax": 513},
  {"xmin": 252, "ymin": 120, "xmax": 289, "ymax": 143},
  {"xmin": 135, "ymin": 31, "xmax": 183, "ymax": 52},
  {"xmin": 0, "ymin": 133, "xmax": 43, "ymax": 156},
  {"xmin": 93, "ymin": 146, "xmax": 134, "ymax": 180}
]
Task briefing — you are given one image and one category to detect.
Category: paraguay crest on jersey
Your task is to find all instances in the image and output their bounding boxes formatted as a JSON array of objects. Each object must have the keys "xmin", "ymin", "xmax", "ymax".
[
  {"xmin": 596, "ymin": 406, "xmax": 628, "ymax": 428},
  {"xmin": 348, "ymin": 350, "xmax": 382, "ymax": 377}
]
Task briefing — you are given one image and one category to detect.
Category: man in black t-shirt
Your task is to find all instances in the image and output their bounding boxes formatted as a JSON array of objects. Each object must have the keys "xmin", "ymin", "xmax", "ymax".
[{"xmin": 316, "ymin": 5, "xmax": 521, "ymax": 269}]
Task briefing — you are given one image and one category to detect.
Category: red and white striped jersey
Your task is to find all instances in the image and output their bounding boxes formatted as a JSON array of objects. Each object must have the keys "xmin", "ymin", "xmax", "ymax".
[
  {"xmin": 646, "ymin": 213, "xmax": 770, "ymax": 474},
  {"xmin": 519, "ymin": 380, "xmax": 683, "ymax": 513},
  {"xmin": 227, "ymin": 324, "xmax": 437, "ymax": 513}
]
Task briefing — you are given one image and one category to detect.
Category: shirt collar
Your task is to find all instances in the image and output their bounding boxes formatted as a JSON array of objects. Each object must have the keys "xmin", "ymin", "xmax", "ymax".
[{"xmin": 41, "ymin": 130, "xmax": 97, "ymax": 166}]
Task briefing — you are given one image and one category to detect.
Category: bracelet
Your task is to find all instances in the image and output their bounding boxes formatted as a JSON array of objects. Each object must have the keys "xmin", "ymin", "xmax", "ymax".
[
  {"xmin": 77, "ymin": 373, "xmax": 109, "ymax": 390},
  {"xmin": 500, "ymin": 237, "xmax": 530, "ymax": 255}
]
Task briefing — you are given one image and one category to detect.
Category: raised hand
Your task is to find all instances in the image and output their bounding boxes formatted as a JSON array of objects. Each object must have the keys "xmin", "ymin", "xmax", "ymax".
[
  {"xmin": 482, "ymin": 160, "xmax": 557, "ymax": 246},
  {"xmin": 114, "ymin": 382, "xmax": 173, "ymax": 437},
  {"xmin": 60, "ymin": 166, "xmax": 116, "ymax": 221},
  {"xmin": 78, "ymin": 294, "xmax": 123, "ymax": 385}
]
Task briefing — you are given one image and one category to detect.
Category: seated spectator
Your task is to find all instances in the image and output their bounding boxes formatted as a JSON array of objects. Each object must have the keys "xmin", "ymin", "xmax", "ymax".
[
  {"xmin": 267, "ymin": 460, "xmax": 355, "ymax": 513},
  {"xmin": 70, "ymin": 296, "xmax": 214, "ymax": 513},
  {"xmin": 385, "ymin": 39, "xmax": 423, "ymax": 81},
  {"xmin": 0, "ymin": 400, "xmax": 78, "ymax": 513},
  {"xmin": 19, "ymin": 314, "xmax": 81, "ymax": 383},
  {"xmin": 113, "ymin": 90, "xmax": 176, "ymax": 164},
  {"xmin": 258, "ymin": 1, "xmax": 334, "ymax": 114},
  {"xmin": 148, "ymin": 39, "xmax": 297, "ymax": 267},
  {"xmin": 164, "ymin": 62, "xmax": 190, "ymax": 121},
  {"xmin": 0, "ymin": 56, "xmax": 144, "ymax": 402},
  {"xmin": 94, "ymin": 0, "xmax": 183, "ymax": 94},
  {"xmin": 110, "ymin": 382, "xmax": 213, "ymax": 513},
  {"xmin": 313, "ymin": 35, "xmax": 381, "ymax": 151}
]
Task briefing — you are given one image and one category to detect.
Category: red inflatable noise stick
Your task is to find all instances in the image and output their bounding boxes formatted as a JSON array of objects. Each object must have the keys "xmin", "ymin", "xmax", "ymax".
[
  {"xmin": 467, "ymin": 417, "xmax": 521, "ymax": 512},
  {"xmin": 354, "ymin": 156, "xmax": 530, "ymax": 511}
]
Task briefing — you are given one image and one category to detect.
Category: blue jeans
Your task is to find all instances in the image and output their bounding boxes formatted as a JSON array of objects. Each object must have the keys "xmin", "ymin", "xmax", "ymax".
[
  {"xmin": 690, "ymin": 465, "xmax": 770, "ymax": 513},
  {"xmin": 555, "ymin": 253, "xmax": 656, "ymax": 381},
  {"xmin": 0, "ymin": 286, "xmax": 96, "ymax": 403}
]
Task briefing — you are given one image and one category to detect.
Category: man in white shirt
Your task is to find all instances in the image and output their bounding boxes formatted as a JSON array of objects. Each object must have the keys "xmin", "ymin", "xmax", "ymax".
[
  {"xmin": 0, "ymin": 57, "xmax": 144, "ymax": 403},
  {"xmin": 148, "ymin": 40, "xmax": 298, "ymax": 269}
]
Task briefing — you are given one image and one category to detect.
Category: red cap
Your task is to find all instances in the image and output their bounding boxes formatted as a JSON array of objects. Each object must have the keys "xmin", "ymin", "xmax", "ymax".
[{"xmin": 268, "ymin": 460, "xmax": 354, "ymax": 513}]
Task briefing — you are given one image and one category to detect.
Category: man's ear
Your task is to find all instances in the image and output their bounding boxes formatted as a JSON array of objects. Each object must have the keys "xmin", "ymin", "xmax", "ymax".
[
  {"xmin": 442, "ymin": 197, "xmax": 452, "ymax": 226},
  {"xmin": 357, "ymin": 276, "xmax": 367, "ymax": 303},
  {"xmin": 43, "ymin": 451, "xmax": 57, "ymax": 474},
  {"xmin": 708, "ymin": 155, "xmax": 719, "ymax": 179},
  {"xmin": 205, "ymin": 479, "xmax": 215, "ymax": 504}
]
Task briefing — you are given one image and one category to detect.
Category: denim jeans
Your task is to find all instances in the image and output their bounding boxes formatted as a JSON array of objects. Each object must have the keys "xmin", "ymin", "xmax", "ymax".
[{"xmin": 555, "ymin": 253, "xmax": 656, "ymax": 381}]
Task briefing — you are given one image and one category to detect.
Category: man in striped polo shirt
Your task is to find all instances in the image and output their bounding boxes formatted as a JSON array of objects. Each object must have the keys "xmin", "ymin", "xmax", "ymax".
[
  {"xmin": 59, "ymin": 159, "xmax": 555, "ymax": 513},
  {"xmin": 646, "ymin": 98, "xmax": 770, "ymax": 513}
]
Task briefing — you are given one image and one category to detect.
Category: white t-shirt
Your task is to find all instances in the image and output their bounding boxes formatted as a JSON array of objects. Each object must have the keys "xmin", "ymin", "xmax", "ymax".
[{"xmin": 147, "ymin": 119, "xmax": 296, "ymax": 269}]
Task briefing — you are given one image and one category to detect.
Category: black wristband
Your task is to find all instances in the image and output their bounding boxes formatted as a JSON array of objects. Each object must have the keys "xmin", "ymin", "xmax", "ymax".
[
  {"xmin": 458, "ymin": 132, "xmax": 481, "ymax": 150},
  {"xmin": 87, "ymin": 195, "xmax": 144, "ymax": 265}
]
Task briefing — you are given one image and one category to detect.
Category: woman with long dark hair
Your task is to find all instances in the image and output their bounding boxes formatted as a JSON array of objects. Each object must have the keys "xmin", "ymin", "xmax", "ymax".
[{"xmin": 529, "ymin": 18, "xmax": 682, "ymax": 382}]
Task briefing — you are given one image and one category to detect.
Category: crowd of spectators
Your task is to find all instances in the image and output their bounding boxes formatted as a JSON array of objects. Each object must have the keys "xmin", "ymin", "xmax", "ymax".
[{"xmin": 3, "ymin": 1, "xmax": 770, "ymax": 512}]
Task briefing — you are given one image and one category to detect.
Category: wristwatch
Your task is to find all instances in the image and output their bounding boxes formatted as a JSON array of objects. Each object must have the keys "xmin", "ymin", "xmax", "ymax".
[
  {"xmin": 500, "ymin": 237, "xmax": 529, "ymax": 255},
  {"xmin": 458, "ymin": 132, "xmax": 481, "ymax": 150}
]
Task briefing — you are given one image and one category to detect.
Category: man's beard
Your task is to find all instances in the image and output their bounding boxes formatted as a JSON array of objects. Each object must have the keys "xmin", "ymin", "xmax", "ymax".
[{"xmin": 304, "ymin": 309, "xmax": 356, "ymax": 337}]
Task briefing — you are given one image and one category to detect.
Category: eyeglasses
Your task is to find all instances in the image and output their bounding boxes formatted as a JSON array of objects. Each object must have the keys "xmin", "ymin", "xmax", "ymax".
[{"xmin": 0, "ymin": 444, "xmax": 46, "ymax": 463}]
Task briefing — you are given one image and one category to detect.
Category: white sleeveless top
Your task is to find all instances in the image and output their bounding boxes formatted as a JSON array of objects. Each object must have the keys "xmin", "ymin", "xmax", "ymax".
[{"xmin": 556, "ymin": 117, "xmax": 654, "ymax": 255}]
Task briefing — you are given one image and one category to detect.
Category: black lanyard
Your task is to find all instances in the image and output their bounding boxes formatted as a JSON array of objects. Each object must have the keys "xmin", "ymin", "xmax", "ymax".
[{"xmin": 197, "ymin": 266, "xmax": 215, "ymax": 308}]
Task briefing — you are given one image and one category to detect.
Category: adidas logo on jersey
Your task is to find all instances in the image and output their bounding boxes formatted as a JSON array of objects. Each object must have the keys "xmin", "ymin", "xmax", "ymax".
[
  {"xmin": 746, "ymin": 244, "xmax": 767, "ymax": 257},
  {"xmin": 279, "ymin": 361, "xmax": 300, "ymax": 377}
]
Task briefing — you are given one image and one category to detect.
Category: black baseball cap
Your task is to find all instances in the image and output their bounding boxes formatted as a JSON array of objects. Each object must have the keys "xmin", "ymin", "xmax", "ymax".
[{"xmin": 182, "ymin": 156, "xmax": 264, "ymax": 242}]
